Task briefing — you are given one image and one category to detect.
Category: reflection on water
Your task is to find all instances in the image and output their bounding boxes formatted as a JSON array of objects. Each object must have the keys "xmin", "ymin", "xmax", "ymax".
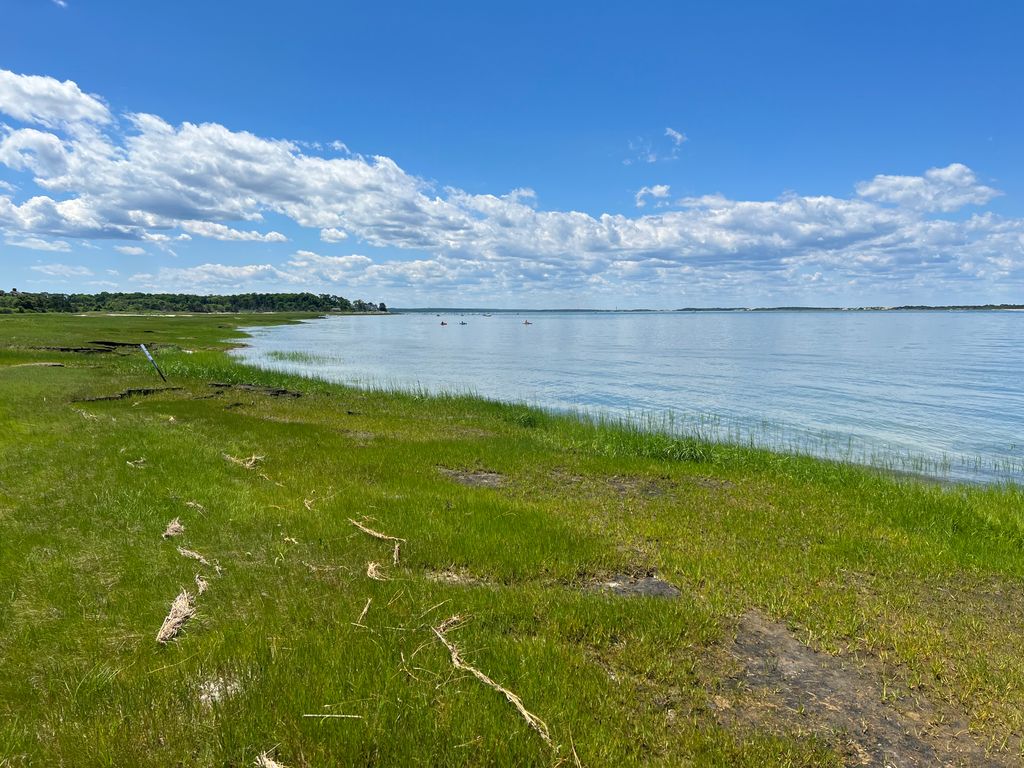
[{"xmin": 232, "ymin": 310, "xmax": 1024, "ymax": 484}]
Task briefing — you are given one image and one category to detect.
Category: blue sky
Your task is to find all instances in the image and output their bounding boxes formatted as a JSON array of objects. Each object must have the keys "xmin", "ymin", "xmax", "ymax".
[{"xmin": 1, "ymin": 0, "xmax": 1022, "ymax": 308}]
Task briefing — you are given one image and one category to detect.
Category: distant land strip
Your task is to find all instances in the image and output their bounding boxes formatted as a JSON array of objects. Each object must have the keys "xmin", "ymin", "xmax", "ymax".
[{"xmin": 0, "ymin": 291, "xmax": 388, "ymax": 314}]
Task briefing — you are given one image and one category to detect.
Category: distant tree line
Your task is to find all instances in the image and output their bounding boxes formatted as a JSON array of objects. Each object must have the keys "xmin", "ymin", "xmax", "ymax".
[{"xmin": 0, "ymin": 290, "xmax": 387, "ymax": 314}]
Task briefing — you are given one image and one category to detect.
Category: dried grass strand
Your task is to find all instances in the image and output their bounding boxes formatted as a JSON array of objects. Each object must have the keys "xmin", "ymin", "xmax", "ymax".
[
  {"xmin": 432, "ymin": 615, "xmax": 552, "ymax": 747},
  {"xmin": 177, "ymin": 547, "xmax": 210, "ymax": 566},
  {"xmin": 349, "ymin": 518, "xmax": 406, "ymax": 564},
  {"xmin": 357, "ymin": 598, "xmax": 372, "ymax": 624},
  {"xmin": 223, "ymin": 453, "xmax": 264, "ymax": 469},
  {"xmin": 301, "ymin": 713, "xmax": 363, "ymax": 719},
  {"xmin": 178, "ymin": 547, "xmax": 221, "ymax": 574}
]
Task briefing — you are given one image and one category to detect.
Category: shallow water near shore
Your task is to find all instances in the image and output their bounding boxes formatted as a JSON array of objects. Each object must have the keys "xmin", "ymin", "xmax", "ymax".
[{"xmin": 233, "ymin": 310, "xmax": 1024, "ymax": 484}]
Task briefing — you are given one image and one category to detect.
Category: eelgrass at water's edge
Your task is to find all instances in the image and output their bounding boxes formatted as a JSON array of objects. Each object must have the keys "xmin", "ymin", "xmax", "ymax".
[{"xmin": 0, "ymin": 313, "xmax": 1022, "ymax": 767}]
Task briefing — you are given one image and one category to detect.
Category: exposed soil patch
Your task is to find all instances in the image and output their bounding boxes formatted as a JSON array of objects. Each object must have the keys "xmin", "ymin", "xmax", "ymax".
[
  {"xmin": 437, "ymin": 467, "xmax": 506, "ymax": 488},
  {"xmin": 606, "ymin": 475, "xmax": 674, "ymax": 498},
  {"xmin": 719, "ymin": 611, "xmax": 1003, "ymax": 767},
  {"xmin": 32, "ymin": 345, "xmax": 111, "ymax": 354},
  {"xmin": 586, "ymin": 572, "xmax": 681, "ymax": 598},
  {"xmin": 88, "ymin": 340, "xmax": 141, "ymax": 348},
  {"xmin": 6, "ymin": 362, "xmax": 64, "ymax": 368},
  {"xmin": 339, "ymin": 429, "xmax": 376, "ymax": 443},
  {"xmin": 208, "ymin": 382, "xmax": 302, "ymax": 398},
  {"xmin": 550, "ymin": 470, "xmax": 686, "ymax": 500},
  {"xmin": 425, "ymin": 567, "xmax": 489, "ymax": 587},
  {"xmin": 76, "ymin": 386, "xmax": 183, "ymax": 402},
  {"xmin": 683, "ymin": 475, "xmax": 735, "ymax": 491}
]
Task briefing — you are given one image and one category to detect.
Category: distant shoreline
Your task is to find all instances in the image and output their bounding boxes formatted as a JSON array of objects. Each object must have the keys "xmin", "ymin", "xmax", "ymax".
[{"xmin": 394, "ymin": 304, "xmax": 1024, "ymax": 313}]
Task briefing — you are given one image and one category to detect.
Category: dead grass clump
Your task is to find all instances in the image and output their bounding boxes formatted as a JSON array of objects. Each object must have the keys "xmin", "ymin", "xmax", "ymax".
[
  {"xmin": 223, "ymin": 453, "xmax": 265, "ymax": 469},
  {"xmin": 366, "ymin": 561, "xmax": 387, "ymax": 581},
  {"xmin": 194, "ymin": 573, "xmax": 209, "ymax": 595},
  {"xmin": 433, "ymin": 615, "xmax": 552, "ymax": 748},
  {"xmin": 254, "ymin": 752, "xmax": 288, "ymax": 768},
  {"xmin": 156, "ymin": 590, "xmax": 195, "ymax": 644},
  {"xmin": 162, "ymin": 517, "xmax": 185, "ymax": 538},
  {"xmin": 126, "ymin": 457, "xmax": 147, "ymax": 469},
  {"xmin": 198, "ymin": 675, "xmax": 240, "ymax": 706}
]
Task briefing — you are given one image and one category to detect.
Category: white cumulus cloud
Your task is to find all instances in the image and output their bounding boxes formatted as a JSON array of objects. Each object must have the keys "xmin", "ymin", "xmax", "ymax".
[
  {"xmin": 30, "ymin": 262, "xmax": 92, "ymax": 277},
  {"xmin": 0, "ymin": 70, "xmax": 110, "ymax": 129},
  {"xmin": 665, "ymin": 127, "xmax": 687, "ymax": 146},
  {"xmin": 6, "ymin": 235, "xmax": 71, "ymax": 251},
  {"xmin": 320, "ymin": 227, "xmax": 349, "ymax": 242},
  {"xmin": 635, "ymin": 184, "xmax": 671, "ymax": 208},
  {"xmin": 180, "ymin": 220, "xmax": 288, "ymax": 243},
  {"xmin": 855, "ymin": 163, "xmax": 1000, "ymax": 212}
]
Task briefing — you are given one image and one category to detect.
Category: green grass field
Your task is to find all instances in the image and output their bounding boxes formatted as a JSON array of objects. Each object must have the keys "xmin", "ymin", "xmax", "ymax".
[{"xmin": 1, "ymin": 312, "xmax": 1022, "ymax": 767}]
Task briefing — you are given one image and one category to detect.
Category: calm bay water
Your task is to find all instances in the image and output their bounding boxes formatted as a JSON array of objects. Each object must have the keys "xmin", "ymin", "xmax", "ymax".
[{"xmin": 233, "ymin": 310, "xmax": 1024, "ymax": 484}]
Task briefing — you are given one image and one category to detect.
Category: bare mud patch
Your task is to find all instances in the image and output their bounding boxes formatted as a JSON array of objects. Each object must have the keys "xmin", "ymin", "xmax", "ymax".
[
  {"xmin": 606, "ymin": 475, "xmax": 674, "ymax": 498},
  {"xmin": 718, "ymin": 611, "xmax": 1004, "ymax": 767},
  {"xmin": 208, "ymin": 382, "xmax": 302, "ymax": 398},
  {"xmin": 76, "ymin": 386, "xmax": 183, "ymax": 402},
  {"xmin": 339, "ymin": 429, "xmax": 376, "ymax": 443},
  {"xmin": 32, "ymin": 345, "xmax": 112, "ymax": 354},
  {"xmin": 88, "ymin": 340, "xmax": 143, "ymax": 349},
  {"xmin": 586, "ymin": 572, "xmax": 681, "ymax": 598},
  {"xmin": 550, "ymin": 470, "xmax": 687, "ymax": 500},
  {"xmin": 683, "ymin": 475, "xmax": 735, "ymax": 491},
  {"xmin": 437, "ymin": 467, "xmax": 506, "ymax": 488},
  {"xmin": 443, "ymin": 426, "xmax": 496, "ymax": 440}
]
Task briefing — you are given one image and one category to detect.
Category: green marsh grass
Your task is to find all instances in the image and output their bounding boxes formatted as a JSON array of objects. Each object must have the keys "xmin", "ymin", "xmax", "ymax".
[{"xmin": 1, "ymin": 312, "xmax": 1022, "ymax": 766}]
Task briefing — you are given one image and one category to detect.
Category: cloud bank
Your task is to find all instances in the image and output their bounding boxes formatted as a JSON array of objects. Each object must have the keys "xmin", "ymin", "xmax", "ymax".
[{"xmin": 1, "ymin": 69, "xmax": 1022, "ymax": 303}]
